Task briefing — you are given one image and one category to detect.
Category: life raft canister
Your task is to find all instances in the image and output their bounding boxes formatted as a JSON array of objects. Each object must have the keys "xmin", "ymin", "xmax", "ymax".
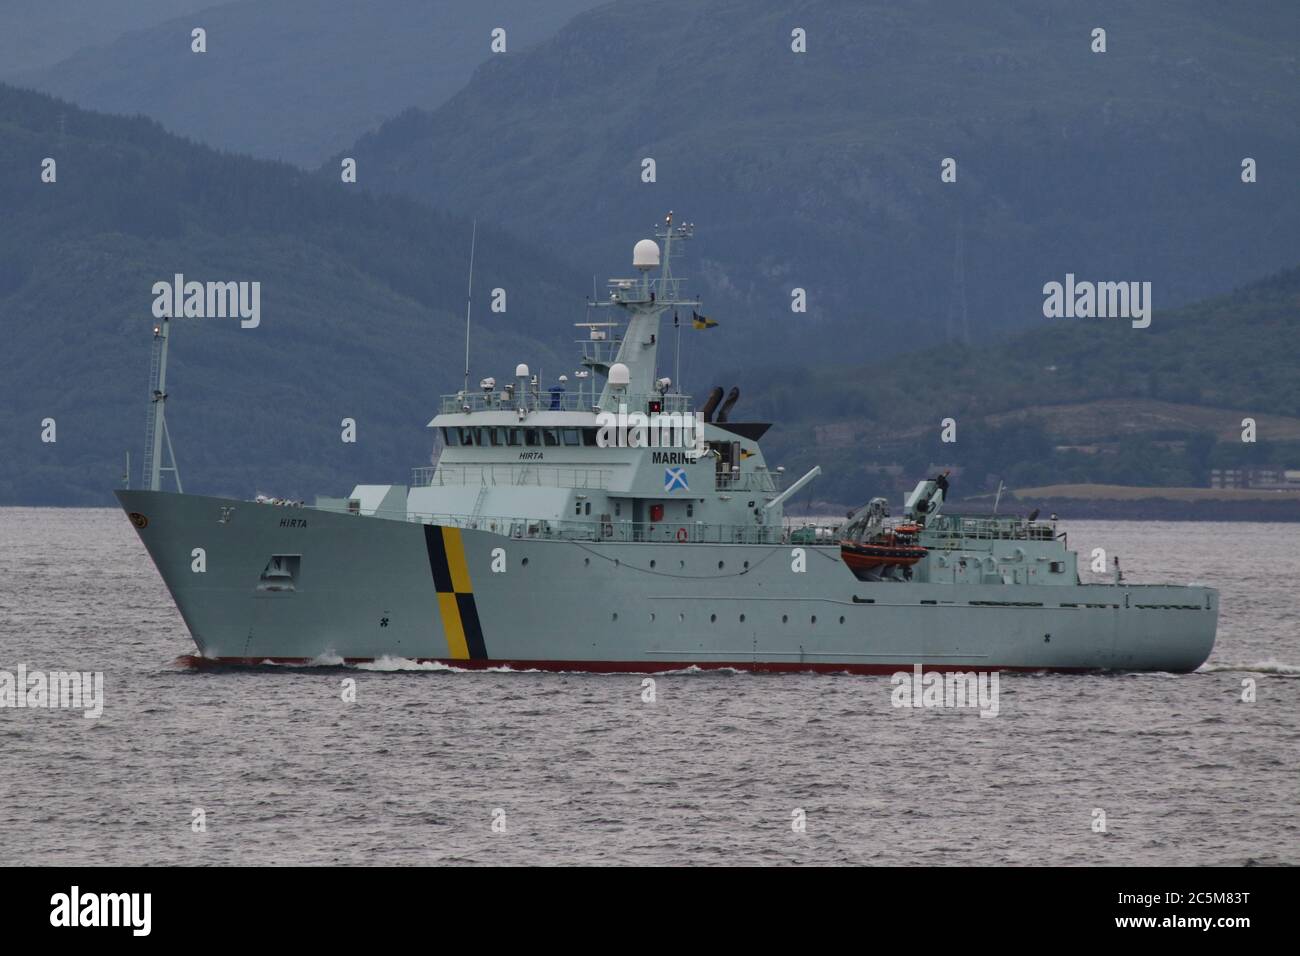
[{"xmin": 676, "ymin": 527, "xmax": 689, "ymax": 542}]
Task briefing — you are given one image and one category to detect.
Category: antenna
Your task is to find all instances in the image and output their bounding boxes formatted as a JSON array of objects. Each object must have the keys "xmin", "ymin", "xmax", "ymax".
[{"xmin": 463, "ymin": 219, "xmax": 477, "ymax": 396}]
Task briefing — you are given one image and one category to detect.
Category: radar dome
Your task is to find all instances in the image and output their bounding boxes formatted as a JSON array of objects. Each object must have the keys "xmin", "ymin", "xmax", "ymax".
[
  {"xmin": 608, "ymin": 363, "xmax": 631, "ymax": 387},
  {"xmin": 633, "ymin": 239, "xmax": 660, "ymax": 270},
  {"xmin": 515, "ymin": 363, "xmax": 530, "ymax": 377}
]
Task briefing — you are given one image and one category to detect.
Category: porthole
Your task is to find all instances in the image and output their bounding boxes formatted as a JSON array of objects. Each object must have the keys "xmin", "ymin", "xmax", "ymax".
[
  {"xmin": 521, "ymin": 557, "xmax": 529, "ymax": 567},
  {"xmin": 811, "ymin": 615, "xmax": 817, "ymax": 624},
  {"xmin": 739, "ymin": 614, "xmax": 746, "ymax": 623},
  {"xmin": 717, "ymin": 561, "xmax": 724, "ymax": 570},
  {"xmin": 650, "ymin": 612, "xmax": 656, "ymax": 622},
  {"xmin": 679, "ymin": 560, "xmax": 685, "ymax": 569},
  {"xmin": 584, "ymin": 557, "xmax": 590, "ymax": 566},
  {"xmin": 710, "ymin": 613, "xmax": 717, "ymax": 623},
  {"xmin": 678, "ymin": 612, "xmax": 685, "ymax": 623},
  {"xmin": 782, "ymin": 614, "xmax": 788, "ymax": 623},
  {"xmin": 612, "ymin": 612, "xmax": 618, "ymax": 622},
  {"xmin": 649, "ymin": 560, "xmax": 656, "ymax": 569},
  {"xmin": 743, "ymin": 560, "xmax": 750, "ymax": 569},
  {"xmin": 839, "ymin": 615, "xmax": 845, "ymax": 624}
]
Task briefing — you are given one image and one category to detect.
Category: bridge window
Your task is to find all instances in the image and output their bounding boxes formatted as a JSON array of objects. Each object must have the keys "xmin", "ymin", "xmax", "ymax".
[
  {"xmin": 582, "ymin": 428, "xmax": 599, "ymax": 446},
  {"xmin": 525, "ymin": 429, "xmax": 541, "ymax": 447},
  {"xmin": 506, "ymin": 428, "xmax": 523, "ymax": 446},
  {"xmin": 458, "ymin": 427, "xmax": 474, "ymax": 445},
  {"xmin": 442, "ymin": 428, "xmax": 459, "ymax": 446},
  {"xmin": 562, "ymin": 428, "xmax": 581, "ymax": 446},
  {"xmin": 543, "ymin": 428, "xmax": 561, "ymax": 447}
]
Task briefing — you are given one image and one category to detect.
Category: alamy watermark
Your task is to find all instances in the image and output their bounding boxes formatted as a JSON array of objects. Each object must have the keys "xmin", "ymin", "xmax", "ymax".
[
  {"xmin": 151, "ymin": 273, "xmax": 261, "ymax": 328},
  {"xmin": 1042, "ymin": 273, "xmax": 1151, "ymax": 328},
  {"xmin": 0, "ymin": 663, "xmax": 104, "ymax": 718},
  {"xmin": 595, "ymin": 405, "xmax": 705, "ymax": 457},
  {"xmin": 890, "ymin": 664, "xmax": 999, "ymax": 718},
  {"xmin": 49, "ymin": 886, "xmax": 150, "ymax": 936}
]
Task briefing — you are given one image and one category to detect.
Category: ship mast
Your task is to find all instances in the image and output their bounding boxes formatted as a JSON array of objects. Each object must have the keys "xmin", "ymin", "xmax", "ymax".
[
  {"xmin": 593, "ymin": 211, "xmax": 700, "ymax": 411},
  {"xmin": 141, "ymin": 317, "xmax": 183, "ymax": 492}
]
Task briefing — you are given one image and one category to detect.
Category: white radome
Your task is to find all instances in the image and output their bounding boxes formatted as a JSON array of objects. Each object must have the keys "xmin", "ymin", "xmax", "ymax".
[
  {"xmin": 515, "ymin": 363, "xmax": 530, "ymax": 377},
  {"xmin": 633, "ymin": 239, "xmax": 660, "ymax": 270},
  {"xmin": 608, "ymin": 362, "xmax": 631, "ymax": 386}
]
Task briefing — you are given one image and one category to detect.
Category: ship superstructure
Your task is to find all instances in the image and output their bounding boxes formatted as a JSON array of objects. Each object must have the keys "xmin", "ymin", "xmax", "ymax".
[{"xmin": 117, "ymin": 215, "xmax": 1217, "ymax": 673}]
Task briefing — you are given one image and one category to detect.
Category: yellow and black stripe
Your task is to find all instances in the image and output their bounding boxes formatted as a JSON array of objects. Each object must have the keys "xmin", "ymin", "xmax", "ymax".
[{"xmin": 424, "ymin": 525, "xmax": 488, "ymax": 660}]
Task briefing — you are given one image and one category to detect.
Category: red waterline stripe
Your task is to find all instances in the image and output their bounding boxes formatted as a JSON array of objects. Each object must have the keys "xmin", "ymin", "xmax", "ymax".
[{"xmin": 177, "ymin": 655, "xmax": 1094, "ymax": 675}]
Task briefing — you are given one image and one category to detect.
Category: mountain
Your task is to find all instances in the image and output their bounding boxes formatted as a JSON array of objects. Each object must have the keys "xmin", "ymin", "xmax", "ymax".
[
  {"xmin": 337, "ymin": 0, "xmax": 1300, "ymax": 371},
  {"xmin": 0, "ymin": 0, "xmax": 213, "ymax": 77},
  {"xmin": 13, "ymin": 0, "xmax": 604, "ymax": 167},
  {"xmin": 730, "ymin": 264, "xmax": 1300, "ymax": 508},
  {"xmin": 0, "ymin": 84, "xmax": 587, "ymax": 505}
]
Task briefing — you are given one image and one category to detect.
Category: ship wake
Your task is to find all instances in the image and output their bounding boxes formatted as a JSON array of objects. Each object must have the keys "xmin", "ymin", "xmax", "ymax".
[{"xmin": 1197, "ymin": 659, "xmax": 1300, "ymax": 676}]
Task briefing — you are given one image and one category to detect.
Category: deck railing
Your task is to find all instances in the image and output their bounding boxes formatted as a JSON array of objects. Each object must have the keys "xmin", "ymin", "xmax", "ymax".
[
  {"xmin": 439, "ymin": 391, "xmax": 694, "ymax": 415},
  {"xmin": 399, "ymin": 512, "xmax": 785, "ymax": 544},
  {"xmin": 922, "ymin": 514, "xmax": 1056, "ymax": 542},
  {"xmin": 715, "ymin": 470, "xmax": 780, "ymax": 493}
]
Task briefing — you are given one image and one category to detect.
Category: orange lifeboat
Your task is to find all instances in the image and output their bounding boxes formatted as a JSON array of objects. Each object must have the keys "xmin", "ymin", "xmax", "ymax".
[{"xmin": 840, "ymin": 528, "xmax": 927, "ymax": 579}]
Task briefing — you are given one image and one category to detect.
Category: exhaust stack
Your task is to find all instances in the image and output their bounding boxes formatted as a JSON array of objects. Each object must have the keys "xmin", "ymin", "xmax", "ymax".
[
  {"xmin": 699, "ymin": 386, "xmax": 724, "ymax": 422},
  {"xmin": 716, "ymin": 386, "xmax": 740, "ymax": 423}
]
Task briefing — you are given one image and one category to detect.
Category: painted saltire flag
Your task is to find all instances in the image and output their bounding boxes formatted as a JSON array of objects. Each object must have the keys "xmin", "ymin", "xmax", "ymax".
[{"xmin": 664, "ymin": 467, "xmax": 689, "ymax": 492}]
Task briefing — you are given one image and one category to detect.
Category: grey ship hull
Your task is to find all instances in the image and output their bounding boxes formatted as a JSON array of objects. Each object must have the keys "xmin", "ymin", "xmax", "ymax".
[{"xmin": 117, "ymin": 490, "xmax": 1218, "ymax": 673}]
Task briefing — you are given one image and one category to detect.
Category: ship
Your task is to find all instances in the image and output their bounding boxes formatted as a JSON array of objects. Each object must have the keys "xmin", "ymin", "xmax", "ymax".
[{"xmin": 116, "ymin": 214, "xmax": 1217, "ymax": 673}]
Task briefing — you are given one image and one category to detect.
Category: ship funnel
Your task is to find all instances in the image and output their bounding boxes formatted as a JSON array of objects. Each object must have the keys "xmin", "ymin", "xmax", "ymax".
[
  {"xmin": 633, "ymin": 239, "xmax": 660, "ymax": 271},
  {"xmin": 700, "ymin": 386, "xmax": 724, "ymax": 422},
  {"xmin": 716, "ymin": 386, "xmax": 740, "ymax": 423}
]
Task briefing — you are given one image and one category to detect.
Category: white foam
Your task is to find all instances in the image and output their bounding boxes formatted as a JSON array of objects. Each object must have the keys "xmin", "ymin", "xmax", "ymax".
[
  {"xmin": 1198, "ymin": 659, "xmax": 1300, "ymax": 675},
  {"xmin": 355, "ymin": 655, "xmax": 458, "ymax": 672},
  {"xmin": 307, "ymin": 651, "xmax": 345, "ymax": 667}
]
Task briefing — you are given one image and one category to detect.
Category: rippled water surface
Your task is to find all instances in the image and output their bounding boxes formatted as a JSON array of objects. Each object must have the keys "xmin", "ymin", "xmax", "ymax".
[{"xmin": 0, "ymin": 509, "xmax": 1296, "ymax": 865}]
